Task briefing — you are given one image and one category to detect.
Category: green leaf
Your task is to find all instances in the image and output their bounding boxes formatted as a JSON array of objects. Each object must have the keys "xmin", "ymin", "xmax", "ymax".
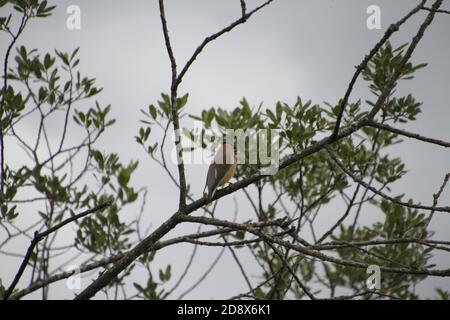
[
  {"xmin": 177, "ymin": 93, "xmax": 189, "ymax": 109},
  {"xmin": 149, "ymin": 104, "xmax": 157, "ymax": 120}
]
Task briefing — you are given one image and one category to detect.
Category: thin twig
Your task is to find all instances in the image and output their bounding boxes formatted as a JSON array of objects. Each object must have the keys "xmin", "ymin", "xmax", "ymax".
[
  {"xmin": 177, "ymin": 246, "xmax": 226, "ymax": 299},
  {"xmin": 421, "ymin": 173, "xmax": 450, "ymax": 238},
  {"xmin": 3, "ymin": 201, "xmax": 112, "ymax": 300},
  {"xmin": 367, "ymin": 121, "xmax": 450, "ymax": 148},
  {"xmin": 325, "ymin": 145, "xmax": 450, "ymax": 213},
  {"xmin": 266, "ymin": 242, "xmax": 316, "ymax": 300},
  {"xmin": 176, "ymin": 0, "xmax": 274, "ymax": 86},
  {"xmin": 158, "ymin": 0, "xmax": 187, "ymax": 209},
  {"xmin": 331, "ymin": 0, "xmax": 426, "ymax": 139}
]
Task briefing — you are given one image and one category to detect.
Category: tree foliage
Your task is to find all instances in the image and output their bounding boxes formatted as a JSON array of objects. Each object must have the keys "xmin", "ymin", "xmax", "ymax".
[{"xmin": 1, "ymin": 0, "xmax": 449, "ymax": 300}]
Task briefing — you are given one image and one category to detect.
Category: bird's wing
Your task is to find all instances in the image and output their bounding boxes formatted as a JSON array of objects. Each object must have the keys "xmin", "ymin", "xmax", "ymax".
[
  {"xmin": 206, "ymin": 162, "xmax": 233, "ymax": 199},
  {"xmin": 204, "ymin": 142, "xmax": 236, "ymax": 199},
  {"xmin": 204, "ymin": 163, "xmax": 215, "ymax": 194}
]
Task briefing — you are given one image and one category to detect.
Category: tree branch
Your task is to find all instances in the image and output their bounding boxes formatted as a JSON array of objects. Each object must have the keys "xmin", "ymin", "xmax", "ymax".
[
  {"xmin": 367, "ymin": 0, "xmax": 443, "ymax": 119},
  {"xmin": 176, "ymin": 0, "xmax": 274, "ymax": 86},
  {"xmin": 266, "ymin": 242, "xmax": 316, "ymax": 300},
  {"xmin": 3, "ymin": 201, "xmax": 112, "ymax": 300},
  {"xmin": 421, "ymin": 173, "xmax": 450, "ymax": 238},
  {"xmin": 367, "ymin": 121, "xmax": 450, "ymax": 148},
  {"xmin": 324, "ymin": 145, "xmax": 450, "ymax": 213},
  {"xmin": 158, "ymin": 0, "xmax": 187, "ymax": 209},
  {"xmin": 177, "ymin": 214, "xmax": 450, "ymax": 278},
  {"xmin": 10, "ymin": 226, "xmax": 240, "ymax": 299},
  {"xmin": 73, "ymin": 0, "xmax": 444, "ymax": 299},
  {"xmin": 331, "ymin": 0, "xmax": 426, "ymax": 139},
  {"xmin": 421, "ymin": 6, "xmax": 450, "ymax": 14},
  {"xmin": 1, "ymin": 12, "xmax": 28, "ymax": 194},
  {"xmin": 72, "ymin": 119, "xmax": 368, "ymax": 299}
]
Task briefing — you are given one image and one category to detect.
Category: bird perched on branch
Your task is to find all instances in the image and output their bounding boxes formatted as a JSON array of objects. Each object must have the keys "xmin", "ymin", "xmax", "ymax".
[{"xmin": 203, "ymin": 140, "xmax": 237, "ymax": 203}]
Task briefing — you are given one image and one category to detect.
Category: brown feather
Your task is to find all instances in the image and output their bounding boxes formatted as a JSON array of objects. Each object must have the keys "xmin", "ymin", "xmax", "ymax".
[{"xmin": 204, "ymin": 142, "xmax": 236, "ymax": 200}]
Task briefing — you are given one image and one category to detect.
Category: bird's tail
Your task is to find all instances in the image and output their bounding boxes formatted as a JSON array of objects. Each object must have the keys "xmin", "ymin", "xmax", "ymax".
[
  {"xmin": 204, "ymin": 202, "xmax": 213, "ymax": 208},
  {"xmin": 203, "ymin": 186, "xmax": 216, "ymax": 208}
]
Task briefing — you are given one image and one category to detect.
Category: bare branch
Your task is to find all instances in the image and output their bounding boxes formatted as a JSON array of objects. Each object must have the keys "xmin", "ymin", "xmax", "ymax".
[
  {"xmin": 179, "ymin": 214, "xmax": 450, "ymax": 278},
  {"xmin": 157, "ymin": 0, "xmax": 275, "ymax": 209},
  {"xmin": 158, "ymin": 0, "xmax": 187, "ymax": 209},
  {"xmin": 177, "ymin": 246, "xmax": 226, "ymax": 299},
  {"xmin": 421, "ymin": 6, "xmax": 450, "ymax": 14},
  {"xmin": 257, "ymin": 230, "xmax": 450, "ymax": 278},
  {"xmin": 325, "ymin": 145, "xmax": 450, "ymax": 213},
  {"xmin": 421, "ymin": 173, "xmax": 450, "ymax": 238},
  {"xmin": 11, "ymin": 226, "xmax": 239, "ymax": 299},
  {"xmin": 3, "ymin": 201, "xmax": 112, "ymax": 300},
  {"xmin": 8, "ymin": 253, "xmax": 124, "ymax": 300},
  {"xmin": 331, "ymin": 0, "xmax": 426, "ymax": 139},
  {"xmin": 176, "ymin": 0, "xmax": 274, "ymax": 86},
  {"xmin": 266, "ymin": 242, "xmax": 316, "ymax": 300},
  {"xmin": 316, "ymin": 183, "xmax": 361, "ymax": 244},
  {"xmin": 315, "ymin": 238, "xmax": 450, "ymax": 253},
  {"xmin": 367, "ymin": 121, "xmax": 450, "ymax": 148}
]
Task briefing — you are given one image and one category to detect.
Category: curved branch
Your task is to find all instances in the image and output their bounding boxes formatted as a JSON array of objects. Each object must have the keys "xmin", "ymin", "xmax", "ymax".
[
  {"xmin": 367, "ymin": 121, "xmax": 450, "ymax": 148},
  {"xmin": 3, "ymin": 201, "xmax": 112, "ymax": 300},
  {"xmin": 176, "ymin": 0, "xmax": 274, "ymax": 86},
  {"xmin": 158, "ymin": 0, "xmax": 187, "ymax": 209},
  {"xmin": 325, "ymin": 145, "xmax": 450, "ymax": 213},
  {"xmin": 182, "ymin": 214, "xmax": 450, "ymax": 278},
  {"xmin": 331, "ymin": 0, "xmax": 426, "ymax": 139}
]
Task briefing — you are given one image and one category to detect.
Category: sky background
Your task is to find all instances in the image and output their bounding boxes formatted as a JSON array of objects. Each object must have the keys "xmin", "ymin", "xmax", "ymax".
[{"xmin": 1, "ymin": 0, "xmax": 449, "ymax": 299}]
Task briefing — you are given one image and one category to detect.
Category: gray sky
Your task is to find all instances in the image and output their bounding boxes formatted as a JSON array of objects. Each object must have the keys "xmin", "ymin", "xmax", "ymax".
[{"xmin": 1, "ymin": 0, "xmax": 449, "ymax": 299}]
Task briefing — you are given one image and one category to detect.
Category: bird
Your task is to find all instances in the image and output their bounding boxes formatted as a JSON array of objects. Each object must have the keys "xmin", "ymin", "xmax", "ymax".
[{"xmin": 203, "ymin": 140, "xmax": 237, "ymax": 203}]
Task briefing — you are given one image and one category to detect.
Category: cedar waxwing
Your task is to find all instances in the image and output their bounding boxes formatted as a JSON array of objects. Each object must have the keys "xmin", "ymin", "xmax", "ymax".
[{"xmin": 203, "ymin": 141, "xmax": 237, "ymax": 201}]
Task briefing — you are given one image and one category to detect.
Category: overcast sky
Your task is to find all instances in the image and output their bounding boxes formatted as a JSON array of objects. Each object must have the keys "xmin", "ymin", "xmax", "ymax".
[{"xmin": 1, "ymin": 0, "xmax": 449, "ymax": 299}]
